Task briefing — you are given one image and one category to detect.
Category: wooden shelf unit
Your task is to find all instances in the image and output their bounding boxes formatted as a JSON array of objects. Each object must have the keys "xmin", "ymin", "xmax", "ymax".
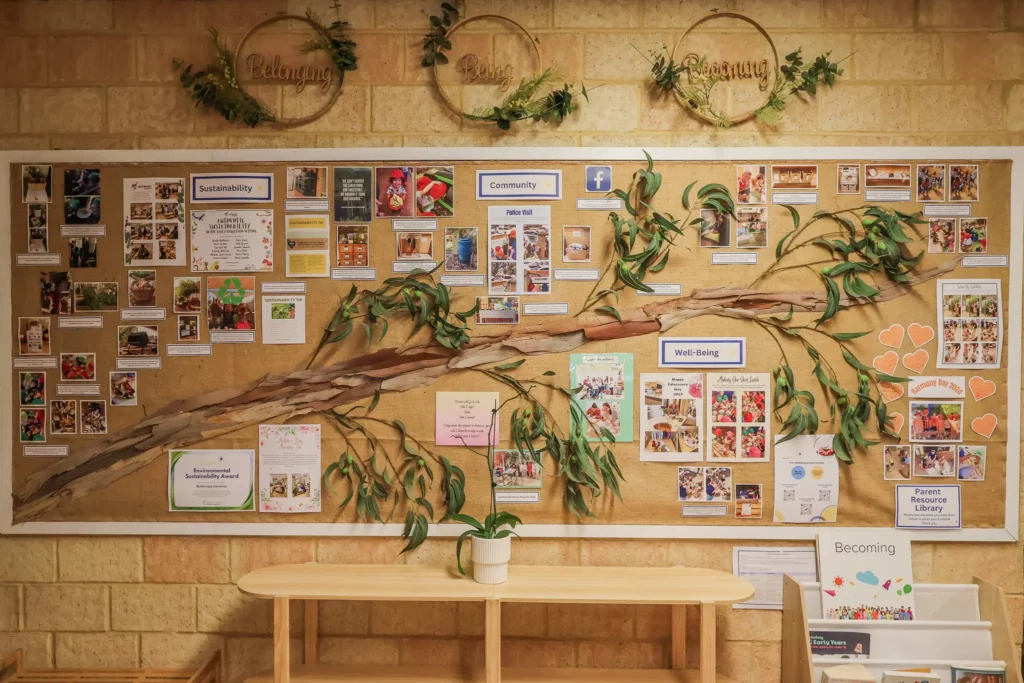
[
  {"xmin": 782, "ymin": 575, "xmax": 1023, "ymax": 683},
  {"xmin": 237, "ymin": 564, "xmax": 756, "ymax": 683}
]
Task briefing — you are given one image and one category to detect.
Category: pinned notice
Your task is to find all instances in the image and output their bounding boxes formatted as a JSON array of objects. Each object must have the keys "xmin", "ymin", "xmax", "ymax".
[{"xmin": 659, "ymin": 338, "xmax": 746, "ymax": 368}]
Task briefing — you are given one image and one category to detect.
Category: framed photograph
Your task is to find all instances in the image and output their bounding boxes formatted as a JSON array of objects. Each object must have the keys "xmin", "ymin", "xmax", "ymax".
[
  {"xmin": 865, "ymin": 163, "xmax": 912, "ymax": 189},
  {"xmin": 80, "ymin": 400, "xmax": 108, "ymax": 435},
  {"xmin": 883, "ymin": 445, "xmax": 911, "ymax": 481},
  {"xmin": 916, "ymin": 164, "xmax": 946, "ymax": 202},
  {"xmin": 699, "ymin": 209, "xmax": 732, "ymax": 248},
  {"xmin": 475, "ymin": 296, "xmax": 520, "ymax": 325},
  {"xmin": 949, "ymin": 164, "xmax": 980, "ymax": 202},
  {"xmin": 771, "ymin": 164, "xmax": 818, "ymax": 190},
  {"xmin": 912, "ymin": 444, "xmax": 956, "ymax": 477},
  {"xmin": 50, "ymin": 400, "xmax": 77, "ymax": 435},
  {"xmin": 928, "ymin": 218, "xmax": 956, "ymax": 254},
  {"xmin": 415, "ymin": 166, "xmax": 454, "ymax": 218},
  {"xmin": 110, "ymin": 371, "xmax": 138, "ymax": 407},
  {"xmin": 60, "ymin": 353, "xmax": 96, "ymax": 382},
  {"xmin": 375, "ymin": 166, "xmax": 414, "ymax": 218},
  {"xmin": 562, "ymin": 225, "xmax": 591, "ymax": 262},
  {"xmin": 958, "ymin": 217, "xmax": 988, "ymax": 254},
  {"xmin": 444, "ymin": 227, "xmax": 478, "ymax": 271},
  {"xmin": 837, "ymin": 164, "xmax": 860, "ymax": 194},
  {"xmin": 957, "ymin": 445, "xmax": 986, "ymax": 481},
  {"xmin": 735, "ymin": 164, "xmax": 767, "ymax": 204},
  {"xmin": 909, "ymin": 400, "xmax": 964, "ymax": 443}
]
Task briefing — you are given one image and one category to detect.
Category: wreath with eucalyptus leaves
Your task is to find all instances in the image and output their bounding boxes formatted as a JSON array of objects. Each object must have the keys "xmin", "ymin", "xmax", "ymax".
[{"xmin": 172, "ymin": 8, "xmax": 357, "ymax": 128}]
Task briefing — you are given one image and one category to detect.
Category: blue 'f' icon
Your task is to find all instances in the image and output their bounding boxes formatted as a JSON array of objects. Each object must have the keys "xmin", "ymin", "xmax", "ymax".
[{"xmin": 585, "ymin": 166, "xmax": 612, "ymax": 192}]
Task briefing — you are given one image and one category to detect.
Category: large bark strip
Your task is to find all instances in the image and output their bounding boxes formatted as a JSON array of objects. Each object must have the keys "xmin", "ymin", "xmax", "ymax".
[{"xmin": 12, "ymin": 260, "xmax": 958, "ymax": 523}]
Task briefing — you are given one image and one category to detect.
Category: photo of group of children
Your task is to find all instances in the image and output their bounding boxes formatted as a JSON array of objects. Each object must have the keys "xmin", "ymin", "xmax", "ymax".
[
  {"xmin": 641, "ymin": 375, "xmax": 702, "ymax": 459},
  {"xmin": 123, "ymin": 177, "xmax": 185, "ymax": 267},
  {"xmin": 940, "ymin": 281, "xmax": 1001, "ymax": 368},
  {"xmin": 207, "ymin": 275, "xmax": 256, "ymax": 331},
  {"xmin": 60, "ymin": 352, "xmax": 96, "ymax": 381},
  {"xmin": 706, "ymin": 374, "xmax": 770, "ymax": 461},
  {"xmin": 492, "ymin": 449, "xmax": 542, "ymax": 489},
  {"xmin": 21, "ymin": 365, "xmax": 137, "ymax": 440},
  {"xmin": 725, "ymin": 165, "xmax": 776, "ymax": 248},
  {"xmin": 916, "ymin": 164, "xmax": 946, "ymax": 202},
  {"xmin": 908, "ymin": 400, "xmax": 963, "ymax": 442},
  {"xmin": 488, "ymin": 223, "xmax": 551, "ymax": 293},
  {"xmin": 928, "ymin": 217, "xmax": 988, "ymax": 254},
  {"xmin": 677, "ymin": 466, "xmax": 733, "ymax": 503},
  {"xmin": 950, "ymin": 164, "xmax": 980, "ymax": 202},
  {"xmin": 578, "ymin": 361, "xmax": 626, "ymax": 440},
  {"xmin": 19, "ymin": 372, "xmax": 45, "ymax": 406},
  {"xmin": 373, "ymin": 166, "xmax": 455, "ymax": 219}
]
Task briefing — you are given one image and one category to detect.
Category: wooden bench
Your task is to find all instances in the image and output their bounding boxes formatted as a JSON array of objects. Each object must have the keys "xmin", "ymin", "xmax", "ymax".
[{"xmin": 0, "ymin": 650, "xmax": 221, "ymax": 683}]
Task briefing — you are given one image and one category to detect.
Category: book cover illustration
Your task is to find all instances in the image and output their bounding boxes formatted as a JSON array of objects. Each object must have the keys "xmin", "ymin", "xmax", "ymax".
[
  {"xmin": 817, "ymin": 530, "xmax": 916, "ymax": 620},
  {"xmin": 810, "ymin": 630, "xmax": 870, "ymax": 659}
]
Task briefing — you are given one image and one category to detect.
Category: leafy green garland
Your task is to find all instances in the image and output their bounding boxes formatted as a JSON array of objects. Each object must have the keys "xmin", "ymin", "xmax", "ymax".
[
  {"xmin": 421, "ymin": 2, "xmax": 588, "ymax": 130},
  {"xmin": 640, "ymin": 44, "xmax": 846, "ymax": 128},
  {"xmin": 172, "ymin": 8, "xmax": 357, "ymax": 127}
]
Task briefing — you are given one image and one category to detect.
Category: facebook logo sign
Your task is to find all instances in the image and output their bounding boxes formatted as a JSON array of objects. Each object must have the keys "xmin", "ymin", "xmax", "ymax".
[{"xmin": 585, "ymin": 166, "xmax": 612, "ymax": 192}]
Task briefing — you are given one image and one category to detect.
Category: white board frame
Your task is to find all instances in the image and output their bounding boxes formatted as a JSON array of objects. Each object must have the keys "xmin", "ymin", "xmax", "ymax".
[{"xmin": 2, "ymin": 147, "xmax": 1020, "ymax": 542}]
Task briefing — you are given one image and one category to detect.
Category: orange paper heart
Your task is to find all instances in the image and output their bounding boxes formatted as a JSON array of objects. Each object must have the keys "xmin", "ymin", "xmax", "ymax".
[
  {"xmin": 872, "ymin": 350, "xmax": 899, "ymax": 376},
  {"xmin": 887, "ymin": 412, "xmax": 905, "ymax": 435},
  {"xmin": 907, "ymin": 323, "xmax": 935, "ymax": 348},
  {"xmin": 969, "ymin": 376, "xmax": 997, "ymax": 401},
  {"xmin": 878, "ymin": 324, "xmax": 906, "ymax": 349},
  {"xmin": 879, "ymin": 381, "xmax": 905, "ymax": 404},
  {"xmin": 902, "ymin": 349, "xmax": 929, "ymax": 375},
  {"xmin": 971, "ymin": 413, "xmax": 998, "ymax": 439}
]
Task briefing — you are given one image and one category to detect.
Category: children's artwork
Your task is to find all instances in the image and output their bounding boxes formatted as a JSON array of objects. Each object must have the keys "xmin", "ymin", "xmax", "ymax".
[
  {"xmin": 49, "ymin": 400, "xmax": 76, "ymax": 435},
  {"xmin": 771, "ymin": 164, "xmax": 818, "ymax": 190},
  {"xmin": 261, "ymin": 296, "xmax": 306, "ymax": 345},
  {"xmin": 883, "ymin": 445, "xmax": 911, "ymax": 481},
  {"xmin": 907, "ymin": 323, "xmax": 935, "ymax": 348},
  {"xmin": 68, "ymin": 237, "xmax": 98, "ymax": 268},
  {"xmin": 706, "ymin": 373, "xmax": 770, "ymax": 462},
  {"xmin": 337, "ymin": 225, "xmax": 370, "ymax": 267},
  {"xmin": 734, "ymin": 483, "xmax": 763, "ymax": 518},
  {"xmin": 938, "ymin": 279, "xmax": 1002, "ymax": 368},
  {"xmin": 971, "ymin": 413, "xmax": 997, "ymax": 439},
  {"xmin": 259, "ymin": 424, "xmax": 322, "ymax": 513},
  {"xmin": 736, "ymin": 207, "xmax": 768, "ymax": 248},
  {"xmin": 865, "ymin": 163, "xmax": 911, "ymax": 188},
  {"xmin": 493, "ymin": 449, "xmax": 542, "ymax": 489},
  {"xmin": 949, "ymin": 164, "xmax": 979, "ymax": 202},
  {"xmin": 968, "ymin": 376, "xmax": 997, "ymax": 401},
  {"xmin": 123, "ymin": 177, "xmax": 185, "ymax": 266},
  {"xmin": 488, "ymin": 206, "xmax": 552, "ymax": 295},
  {"xmin": 640, "ymin": 373, "xmax": 702, "ymax": 462},
  {"xmin": 912, "ymin": 444, "xmax": 956, "ymax": 477},
  {"xmin": 60, "ymin": 353, "xmax": 96, "ymax": 381},
  {"xmin": 40, "ymin": 272, "xmax": 73, "ymax": 315},
  {"xmin": 877, "ymin": 324, "xmax": 905, "ymax": 349},
  {"xmin": 22, "ymin": 165, "xmax": 51, "ymax": 203},
  {"xmin": 18, "ymin": 317, "xmax": 50, "ymax": 355},
  {"xmin": 570, "ymin": 353, "xmax": 634, "ymax": 443},
  {"xmin": 736, "ymin": 164, "xmax": 767, "ymax": 204},
  {"xmin": 110, "ymin": 371, "xmax": 138, "ymax": 407},
  {"xmin": 80, "ymin": 400, "xmax": 107, "ymax": 435},
  {"xmin": 901, "ymin": 349, "xmax": 929, "ymax": 374},
  {"xmin": 958, "ymin": 217, "xmax": 988, "ymax": 254},
  {"xmin": 773, "ymin": 434, "xmax": 839, "ymax": 523},
  {"xmin": 178, "ymin": 314, "xmax": 200, "ymax": 341},
  {"xmin": 27, "ymin": 203, "xmax": 48, "ymax": 252},
  {"xmin": 19, "ymin": 408, "xmax": 46, "ymax": 442},
  {"xmin": 928, "ymin": 218, "xmax": 956, "ymax": 254},
  {"xmin": 562, "ymin": 225, "xmax": 591, "ymax": 262},
  {"xmin": 395, "ymin": 232, "xmax": 434, "ymax": 261},
  {"xmin": 375, "ymin": 166, "xmax": 414, "ymax": 218},
  {"xmin": 837, "ymin": 164, "xmax": 860, "ymax": 194},
  {"xmin": 206, "ymin": 276, "xmax": 256, "ymax": 331},
  {"xmin": 117, "ymin": 325, "xmax": 159, "ymax": 357},
  {"xmin": 435, "ymin": 392, "xmax": 500, "ymax": 446},
  {"xmin": 475, "ymin": 296, "xmax": 520, "ymax": 325},
  {"xmin": 19, "ymin": 372, "xmax": 45, "ymax": 406},
  {"xmin": 415, "ymin": 166, "xmax": 454, "ymax": 217},
  {"xmin": 333, "ymin": 167, "xmax": 373, "ymax": 222},
  {"xmin": 916, "ymin": 164, "xmax": 946, "ymax": 202},
  {"xmin": 444, "ymin": 227, "xmax": 478, "ymax": 271},
  {"xmin": 73, "ymin": 282, "xmax": 118, "ymax": 312},
  {"xmin": 169, "ymin": 449, "xmax": 255, "ymax": 511},
  {"xmin": 173, "ymin": 277, "xmax": 202, "ymax": 313},
  {"xmin": 63, "ymin": 168, "xmax": 101, "ymax": 224},
  {"xmin": 957, "ymin": 445, "xmax": 986, "ymax": 481},
  {"xmin": 678, "ymin": 466, "xmax": 704, "ymax": 502},
  {"xmin": 908, "ymin": 400, "xmax": 963, "ymax": 442},
  {"xmin": 816, "ymin": 530, "xmax": 915, "ymax": 621},
  {"xmin": 127, "ymin": 270, "xmax": 156, "ymax": 307},
  {"xmin": 284, "ymin": 214, "xmax": 330, "ymax": 278},
  {"xmin": 699, "ymin": 208, "xmax": 731, "ymax": 248},
  {"xmin": 190, "ymin": 210, "xmax": 274, "ymax": 272}
]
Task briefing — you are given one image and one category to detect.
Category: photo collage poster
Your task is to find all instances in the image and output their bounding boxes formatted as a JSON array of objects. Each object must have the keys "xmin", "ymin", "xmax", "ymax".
[
  {"xmin": 706, "ymin": 373, "xmax": 771, "ymax": 462},
  {"xmin": 258, "ymin": 424, "xmax": 322, "ymax": 513},
  {"xmin": 487, "ymin": 205, "xmax": 551, "ymax": 295},
  {"xmin": 123, "ymin": 177, "xmax": 186, "ymax": 267},
  {"xmin": 640, "ymin": 373, "xmax": 702, "ymax": 462},
  {"xmin": 937, "ymin": 279, "xmax": 1003, "ymax": 369},
  {"xmin": 569, "ymin": 353, "xmax": 634, "ymax": 444}
]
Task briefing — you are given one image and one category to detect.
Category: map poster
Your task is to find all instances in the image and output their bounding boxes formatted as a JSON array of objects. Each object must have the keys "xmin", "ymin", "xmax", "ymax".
[
  {"xmin": 190, "ymin": 210, "xmax": 274, "ymax": 272},
  {"xmin": 569, "ymin": 353, "xmax": 634, "ymax": 443}
]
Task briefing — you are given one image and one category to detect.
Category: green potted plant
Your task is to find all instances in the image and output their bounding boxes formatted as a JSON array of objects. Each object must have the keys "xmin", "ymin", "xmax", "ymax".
[{"xmin": 448, "ymin": 401, "xmax": 521, "ymax": 584}]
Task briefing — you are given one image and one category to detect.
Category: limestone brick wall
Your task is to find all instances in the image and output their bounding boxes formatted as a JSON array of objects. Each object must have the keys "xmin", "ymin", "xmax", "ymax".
[{"xmin": 1, "ymin": 1, "xmax": 1023, "ymax": 681}]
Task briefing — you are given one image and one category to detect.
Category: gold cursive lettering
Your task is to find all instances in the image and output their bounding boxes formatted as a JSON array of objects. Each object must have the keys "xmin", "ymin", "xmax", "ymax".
[
  {"xmin": 458, "ymin": 53, "xmax": 514, "ymax": 92},
  {"xmin": 245, "ymin": 53, "xmax": 333, "ymax": 94},
  {"xmin": 682, "ymin": 53, "xmax": 773, "ymax": 91}
]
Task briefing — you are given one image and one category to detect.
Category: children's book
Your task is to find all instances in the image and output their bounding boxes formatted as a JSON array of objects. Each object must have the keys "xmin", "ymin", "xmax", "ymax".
[
  {"xmin": 950, "ymin": 668, "xmax": 1006, "ymax": 683},
  {"xmin": 821, "ymin": 664, "xmax": 874, "ymax": 683},
  {"xmin": 817, "ymin": 530, "xmax": 916, "ymax": 621},
  {"xmin": 810, "ymin": 630, "xmax": 870, "ymax": 658}
]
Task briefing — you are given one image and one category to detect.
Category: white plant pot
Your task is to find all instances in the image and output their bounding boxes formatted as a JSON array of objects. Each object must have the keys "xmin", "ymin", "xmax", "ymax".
[{"xmin": 471, "ymin": 536, "xmax": 511, "ymax": 584}]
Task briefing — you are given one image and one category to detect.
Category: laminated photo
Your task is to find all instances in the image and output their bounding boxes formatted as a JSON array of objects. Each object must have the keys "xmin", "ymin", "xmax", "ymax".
[
  {"xmin": 20, "ymin": 408, "xmax": 46, "ymax": 442},
  {"xmin": 569, "ymin": 353, "xmax": 634, "ymax": 443},
  {"xmin": 49, "ymin": 400, "xmax": 77, "ymax": 435},
  {"xmin": 64, "ymin": 168, "xmax": 101, "ymax": 224},
  {"xmin": 916, "ymin": 164, "xmax": 946, "ymax": 202},
  {"xmin": 445, "ymin": 227, "xmax": 478, "ymax": 271},
  {"xmin": 128, "ymin": 270, "xmax": 157, "ymax": 307},
  {"xmin": 60, "ymin": 353, "xmax": 96, "ymax": 381},
  {"xmin": 22, "ymin": 165, "xmax": 51, "ymax": 203},
  {"xmin": 27, "ymin": 203, "xmax": 48, "ymax": 252},
  {"xmin": 736, "ymin": 164, "xmax": 767, "ymax": 204},
  {"xmin": 375, "ymin": 166, "xmax": 414, "ymax": 218},
  {"xmin": 928, "ymin": 218, "xmax": 956, "ymax": 254},
  {"xmin": 173, "ymin": 277, "xmax": 202, "ymax": 313},
  {"xmin": 957, "ymin": 445, "xmax": 986, "ymax": 481},
  {"xmin": 207, "ymin": 276, "xmax": 256, "ymax": 332},
  {"xmin": 18, "ymin": 317, "xmax": 50, "ymax": 355},
  {"xmin": 706, "ymin": 373, "xmax": 770, "ymax": 462},
  {"xmin": 415, "ymin": 166, "xmax": 455, "ymax": 217},
  {"xmin": 912, "ymin": 444, "xmax": 956, "ymax": 477},
  {"xmin": 883, "ymin": 445, "xmax": 911, "ymax": 481},
  {"xmin": 80, "ymin": 400, "xmax": 108, "ymax": 435},
  {"xmin": 699, "ymin": 208, "xmax": 731, "ymax": 248},
  {"xmin": 837, "ymin": 164, "xmax": 860, "ymax": 194},
  {"xmin": 116, "ymin": 325, "xmax": 159, "ymax": 357},
  {"xmin": 19, "ymin": 372, "xmax": 45, "ymax": 406},
  {"xmin": 640, "ymin": 373, "xmax": 702, "ymax": 463},
  {"xmin": 110, "ymin": 371, "xmax": 138, "ymax": 407},
  {"xmin": 40, "ymin": 271, "xmax": 73, "ymax": 315},
  {"xmin": 949, "ymin": 164, "xmax": 979, "ymax": 202},
  {"xmin": 736, "ymin": 207, "xmax": 768, "ymax": 248},
  {"xmin": 958, "ymin": 217, "xmax": 988, "ymax": 254}
]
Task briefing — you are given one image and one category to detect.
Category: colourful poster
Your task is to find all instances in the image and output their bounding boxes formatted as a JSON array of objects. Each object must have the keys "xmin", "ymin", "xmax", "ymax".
[
  {"xmin": 640, "ymin": 373, "xmax": 702, "ymax": 462},
  {"xmin": 569, "ymin": 353, "xmax": 634, "ymax": 443},
  {"xmin": 190, "ymin": 209, "xmax": 274, "ymax": 272},
  {"xmin": 258, "ymin": 424, "xmax": 321, "ymax": 513}
]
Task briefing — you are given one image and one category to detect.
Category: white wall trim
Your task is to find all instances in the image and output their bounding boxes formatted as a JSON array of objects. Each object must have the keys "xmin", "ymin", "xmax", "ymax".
[{"xmin": 2, "ymin": 146, "xmax": 1020, "ymax": 543}]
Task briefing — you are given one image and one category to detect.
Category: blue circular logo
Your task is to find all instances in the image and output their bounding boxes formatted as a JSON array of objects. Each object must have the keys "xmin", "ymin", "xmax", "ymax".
[{"xmin": 791, "ymin": 466, "xmax": 806, "ymax": 479}]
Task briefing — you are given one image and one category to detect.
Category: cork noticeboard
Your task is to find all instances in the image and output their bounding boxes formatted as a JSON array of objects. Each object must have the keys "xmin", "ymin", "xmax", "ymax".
[{"xmin": 1, "ymin": 148, "xmax": 1020, "ymax": 541}]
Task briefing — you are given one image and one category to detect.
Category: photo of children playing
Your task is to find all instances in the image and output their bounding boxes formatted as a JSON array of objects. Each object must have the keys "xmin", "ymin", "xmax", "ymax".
[
  {"xmin": 913, "ymin": 445, "xmax": 956, "ymax": 477},
  {"xmin": 957, "ymin": 445, "xmax": 986, "ymax": 481},
  {"xmin": 883, "ymin": 445, "xmax": 912, "ymax": 480},
  {"xmin": 736, "ymin": 207, "xmax": 768, "ymax": 248},
  {"xmin": 705, "ymin": 467, "xmax": 733, "ymax": 502},
  {"xmin": 20, "ymin": 408, "xmax": 45, "ymax": 442},
  {"xmin": 206, "ymin": 276, "xmax": 256, "ymax": 331},
  {"xmin": 19, "ymin": 372, "xmax": 45, "ymax": 406},
  {"xmin": 929, "ymin": 218, "xmax": 956, "ymax": 253},
  {"xmin": 941, "ymin": 290, "xmax": 1000, "ymax": 366},
  {"xmin": 909, "ymin": 401, "xmax": 962, "ymax": 442},
  {"xmin": 80, "ymin": 400, "xmax": 107, "ymax": 435},
  {"xmin": 699, "ymin": 208, "xmax": 731, "ymax": 247},
  {"xmin": 492, "ymin": 449, "xmax": 542, "ymax": 489},
  {"xmin": 577, "ymin": 362, "xmax": 625, "ymax": 439},
  {"xmin": 950, "ymin": 164, "xmax": 979, "ymax": 201},
  {"xmin": 678, "ymin": 466, "xmax": 704, "ymax": 502},
  {"xmin": 736, "ymin": 164, "xmax": 766, "ymax": 204},
  {"xmin": 49, "ymin": 400, "xmax": 76, "ymax": 435},
  {"xmin": 959, "ymin": 218, "xmax": 988, "ymax": 253},
  {"xmin": 917, "ymin": 164, "xmax": 946, "ymax": 202},
  {"xmin": 60, "ymin": 353, "xmax": 96, "ymax": 381},
  {"xmin": 110, "ymin": 371, "xmax": 137, "ymax": 407}
]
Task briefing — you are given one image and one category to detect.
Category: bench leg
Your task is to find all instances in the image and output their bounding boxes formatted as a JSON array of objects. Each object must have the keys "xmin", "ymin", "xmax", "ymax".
[
  {"xmin": 671, "ymin": 605, "xmax": 687, "ymax": 669},
  {"xmin": 304, "ymin": 599, "xmax": 318, "ymax": 665},
  {"xmin": 485, "ymin": 599, "xmax": 501, "ymax": 683},
  {"xmin": 700, "ymin": 600, "xmax": 715, "ymax": 683},
  {"xmin": 274, "ymin": 597, "xmax": 290, "ymax": 683}
]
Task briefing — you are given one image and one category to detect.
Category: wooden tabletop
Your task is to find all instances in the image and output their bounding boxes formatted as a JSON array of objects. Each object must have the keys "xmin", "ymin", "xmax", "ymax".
[{"xmin": 237, "ymin": 563, "xmax": 755, "ymax": 605}]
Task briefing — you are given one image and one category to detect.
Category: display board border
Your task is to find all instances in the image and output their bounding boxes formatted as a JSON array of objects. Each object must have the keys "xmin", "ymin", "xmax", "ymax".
[{"xmin": 2, "ymin": 146, "xmax": 1021, "ymax": 542}]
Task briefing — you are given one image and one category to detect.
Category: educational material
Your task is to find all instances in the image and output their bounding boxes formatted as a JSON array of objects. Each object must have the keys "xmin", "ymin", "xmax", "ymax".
[
  {"xmin": 639, "ymin": 373, "xmax": 702, "ymax": 462},
  {"xmin": 190, "ymin": 209, "xmax": 274, "ymax": 272},
  {"xmin": 258, "ymin": 424, "xmax": 321, "ymax": 513},
  {"xmin": 63, "ymin": 168, "xmax": 101, "ymax": 224},
  {"xmin": 190, "ymin": 172, "xmax": 273, "ymax": 203},
  {"xmin": 333, "ymin": 166, "xmax": 373, "ymax": 222},
  {"xmin": 938, "ymin": 280, "xmax": 1002, "ymax": 368},
  {"xmin": 658, "ymin": 337, "xmax": 746, "ymax": 368},
  {"xmin": 284, "ymin": 214, "xmax": 330, "ymax": 277},
  {"xmin": 706, "ymin": 373, "xmax": 770, "ymax": 461},
  {"xmin": 810, "ymin": 631, "xmax": 870, "ymax": 658},
  {"xmin": 732, "ymin": 546, "xmax": 818, "ymax": 610},
  {"xmin": 488, "ymin": 205, "xmax": 552, "ymax": 295},
  {"xmin": 415, "ymin": 166, "xmax": 454, "ymax": 217},
  {"xmin": 337, "ymin": 225, "xmax": 369, "ymax": 267},
  {"xmin": 444, "ymin": 227, "xmax": 478, "ymax": 271},
  {"xmin": 123, "ymin": 177, "xmax": 185, "ymax": 266},
  {"xmin": 817, "ymin": 530, "xmax": 915, "ymax": 620},
  {"xmin": 261, "ymin": 295, "xmax": 306, "ymax": 345},
  {"xmin": 168, "ymin": 449, "xmax": 255, "ymax": 512},
  {"xmin": 821, "ymin": 664, "xmax": 875, "ymax": 683},
  {"xmin": 950, "ymin": 668, "xmax": 1005, "ymax": 683},
  {"xmin": 435, "ymin": 392, "xmax": 499, "ymax": 446},
  {"xmin": 570, "ymin": 353, "xmax": 634, "ymax": 443},
  {"xmin": 895, "ymin": 484, "xmax": 962, "ymax": 529},
  {"xmin": 375, "ymin": 166, "xmax": 414, "ymax": 217},
  {"xmin": 773, "ymin": 434, "xmax": 839, "ymax": 523}
]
